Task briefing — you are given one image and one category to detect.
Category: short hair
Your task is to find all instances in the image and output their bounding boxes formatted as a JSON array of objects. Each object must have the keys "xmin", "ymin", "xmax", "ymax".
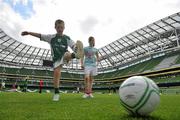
[
  {"xmin": 55, "ymin": 19, "xmax": 64, "ymax": 27},
  {"xmin": 88, "ymin": 36, "xmax": 94, "ymax": 42}
]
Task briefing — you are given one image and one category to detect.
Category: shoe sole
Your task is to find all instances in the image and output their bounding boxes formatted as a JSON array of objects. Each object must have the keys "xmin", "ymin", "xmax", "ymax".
[{"xmin": 75, "ymin": 40, "xmax": 84, "ymax": 59}]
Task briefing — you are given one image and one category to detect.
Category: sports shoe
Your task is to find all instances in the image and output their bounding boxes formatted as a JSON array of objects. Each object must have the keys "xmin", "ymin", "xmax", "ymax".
[
  {"xmin": 74, "ymin": 40, "xmax": 84, "ymax": 59},
  {"xmin": 53, "ymin": 94, "xmax": 60, "ymax": 101},
  {"xmin": 89, "ymin": 93, "xmax": 94, "ymax": 98},
  {"xmin": 82, "ymin": 93, "xmax": 89, "ymax": 98}
]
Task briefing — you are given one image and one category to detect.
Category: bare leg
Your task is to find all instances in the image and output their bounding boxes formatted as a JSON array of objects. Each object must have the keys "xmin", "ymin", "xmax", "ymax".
[
  {"xmin": 52, "ymin": 65, "xmax": 62, "ymax": 101},
  {"xmin": 53, "ymin": 65, "xmax": 62, "ymax": 90},
  {"xmin": 84, "ymin": 75, "xmax": 90, "ymax": 94},
  {"xmin": 89, "ymin": 76, "xmax": 94, "ymax": 93}
]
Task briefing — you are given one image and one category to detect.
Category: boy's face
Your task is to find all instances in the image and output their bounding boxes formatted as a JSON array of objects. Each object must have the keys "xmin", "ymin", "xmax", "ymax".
[
  {"xmin": 89, "ymin": 39, "xmax": 95, "ymax": 47},
  {"xmin": 55, "ymin": 23, "xmax": 65, "ymax": 34}
]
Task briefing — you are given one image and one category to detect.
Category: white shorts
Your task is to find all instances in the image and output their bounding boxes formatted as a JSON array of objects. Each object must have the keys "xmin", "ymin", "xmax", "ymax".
[
  {"xmin": 53, "ymin": 56, "xmax": 64, "ymax": 68},
  {"xmin": 84, "ymin": 66, "xmax": 97, "ymax": 76},
  {"xmin": 54, "ymin": 51, "xmax": 73, "ymax": 68}
]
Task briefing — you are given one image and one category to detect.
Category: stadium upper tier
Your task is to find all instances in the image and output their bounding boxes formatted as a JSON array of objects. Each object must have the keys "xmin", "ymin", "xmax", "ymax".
[{"xmin": 0, "ymin": 12, "xmax": 180, "ymax": 72}]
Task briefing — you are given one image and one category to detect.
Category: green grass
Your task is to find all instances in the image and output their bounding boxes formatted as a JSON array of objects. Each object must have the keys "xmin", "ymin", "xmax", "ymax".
[{"xmin": 0, "ymin": 92, "xmax": 180, "ymax": 120}]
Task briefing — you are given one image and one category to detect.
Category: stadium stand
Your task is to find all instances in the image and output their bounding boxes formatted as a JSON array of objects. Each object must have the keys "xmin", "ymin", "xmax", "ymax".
[
  {"xmin": 0, "ymin": 12, "xmax": 180, "ymax": 92},
  {"xmin": 154, "ymin": 55, "xmax": 178, "ymax": 70}
]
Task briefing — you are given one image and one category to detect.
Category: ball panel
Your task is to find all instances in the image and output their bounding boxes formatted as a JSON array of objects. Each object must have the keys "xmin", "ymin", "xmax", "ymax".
[
  {"xmin": 145, "ymin": 77, "xmax": 159, "ymax": 92},
  {"xmin": 136, "ymin": 90, "xmax": 160, "ymax": 116},
  {"xmin": 120, "ymin": 99, "xmax": 134, "ymax": 115}
]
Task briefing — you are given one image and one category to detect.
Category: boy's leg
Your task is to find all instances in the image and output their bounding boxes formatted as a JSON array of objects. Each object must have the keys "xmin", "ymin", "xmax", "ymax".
[
  {"xmin": 53, "ymin": 65, "xmax": 61, "ymax": 101},
  {"xmin": 84, "ymin": 67, "xmax": 91, "ymax": 94},
  {"xmin": 89, "ymin": 76, "xmax": 94, "ymax": 98},
  {"xmin": 82, "ymin": 75, "xmax": 90, "ymax": 98},
  {"xmin": 85, "ymin": 75, "xmax": 90, "ymax": 94},
  {"xmin": 89, "ymin": 76, "xmax": 93, "ymax": 93},
  {"xmin": 89, "ymin": 67, "xmax": 97, "ymax": 98},
  {"xmin": 53, "ymin": 66, "xmax": 61, "ymax": 88}
]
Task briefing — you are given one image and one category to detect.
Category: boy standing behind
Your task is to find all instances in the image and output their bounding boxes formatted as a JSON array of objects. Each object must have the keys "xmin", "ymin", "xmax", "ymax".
[{"xmin": 81, "ymin": 36, "xmax": 99, "ymax": 98}]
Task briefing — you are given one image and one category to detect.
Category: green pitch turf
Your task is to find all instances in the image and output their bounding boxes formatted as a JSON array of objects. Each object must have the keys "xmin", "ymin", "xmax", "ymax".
[{"xmin": 0, "ymin": 92, "xmax": 180, "ymax": 120}]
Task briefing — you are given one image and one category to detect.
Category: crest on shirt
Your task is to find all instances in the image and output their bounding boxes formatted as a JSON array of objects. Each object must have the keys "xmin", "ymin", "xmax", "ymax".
[{"xmin": 58, "ymin": 38, "xmax": 62, "ymax": 43}]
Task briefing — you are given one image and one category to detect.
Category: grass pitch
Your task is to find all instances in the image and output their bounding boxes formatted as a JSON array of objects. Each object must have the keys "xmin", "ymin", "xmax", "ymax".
[{"xmin": 0, "ymin": 92, "xmax": 180, "ymax": 120}]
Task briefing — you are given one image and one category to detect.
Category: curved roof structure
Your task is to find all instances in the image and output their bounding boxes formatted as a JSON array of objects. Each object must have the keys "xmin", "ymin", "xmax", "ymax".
[
  {"xmin": 98, "ymin": 12, "xmax": 180, "ymax": 71},
  {"xmin": 0, "ymin": 31, "xmax": 51, "ymax": 68},
  {"xmin": 0, "ymin": 12, "xmax": 180, "ymax": 72}
]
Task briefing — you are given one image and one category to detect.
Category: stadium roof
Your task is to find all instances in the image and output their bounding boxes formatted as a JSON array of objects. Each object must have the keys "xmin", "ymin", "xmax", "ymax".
[{"xmin": 0, "ymin": 12, "xmax": 180, "ymax": 72}]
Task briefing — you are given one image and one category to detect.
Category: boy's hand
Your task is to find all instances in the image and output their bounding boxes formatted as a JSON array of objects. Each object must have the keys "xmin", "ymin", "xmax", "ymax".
[{"xmin": 21, "ymin": 31, "xmax": 29, "ymax": 36}]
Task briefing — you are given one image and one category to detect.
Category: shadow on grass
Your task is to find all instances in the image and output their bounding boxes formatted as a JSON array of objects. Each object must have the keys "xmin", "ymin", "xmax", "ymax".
[
  {"xmin": 119, "ymin": 114, "xmax": 164, "ymax": 120},
  {"xmin": 106, "ymin": 112, "xmax": 165, "ymax": 120}
]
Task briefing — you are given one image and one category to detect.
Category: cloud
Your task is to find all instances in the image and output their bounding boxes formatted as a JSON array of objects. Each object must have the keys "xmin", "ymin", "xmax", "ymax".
[
  {"xmin": 0, "ymin": 0, "xmax": 180, "ymax": 49},
  {"xmin": 79, "ymin": 16, "xmax": 99, "ymax": 34},
  {"xmin": 0, "ymin": 2, "xmax": 23, "ymax": 39}
]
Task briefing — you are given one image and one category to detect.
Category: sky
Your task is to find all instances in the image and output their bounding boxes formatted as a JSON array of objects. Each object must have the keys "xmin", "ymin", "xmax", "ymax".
[{"xmin": 0, "ymin": 0, "xmax": 180, "ymax": 49}]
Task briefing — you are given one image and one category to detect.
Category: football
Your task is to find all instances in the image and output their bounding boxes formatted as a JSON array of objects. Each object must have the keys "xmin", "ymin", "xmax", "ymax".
[{"xmin": 119, "ymin": 76, "xmax": 160, "ymax": 116}]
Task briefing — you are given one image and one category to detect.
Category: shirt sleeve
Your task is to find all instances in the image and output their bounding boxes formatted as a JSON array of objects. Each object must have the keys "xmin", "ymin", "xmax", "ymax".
[
  {"xmin": 40, "ymin": 34, "xmax": 55, "ymax": 43},
  {"xmin": 67, "ymin": 37, "xmax": 76, "ymax": 50}
]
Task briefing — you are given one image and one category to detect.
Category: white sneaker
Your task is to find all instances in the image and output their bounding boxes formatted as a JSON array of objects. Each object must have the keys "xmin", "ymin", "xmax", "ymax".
[
  {"xmin": 53, "ymin": 94, "xmax": 60, "ymax": 101},
  {"xmin": 89, "ymin": 94, "xmax": 94, "ymax": 98},
  {"xmin": 82, "ymin": 94, "xmax": 89, "ymax": 98},
  {"xmin": 74, "ymin": 40, "xmax": 84, "ymax": 59}
]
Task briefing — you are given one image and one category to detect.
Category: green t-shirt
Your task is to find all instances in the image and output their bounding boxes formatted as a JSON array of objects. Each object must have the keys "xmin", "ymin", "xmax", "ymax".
[{"xmin": 41, "ymin": 34, "xmax": 75, "ymax": 62}]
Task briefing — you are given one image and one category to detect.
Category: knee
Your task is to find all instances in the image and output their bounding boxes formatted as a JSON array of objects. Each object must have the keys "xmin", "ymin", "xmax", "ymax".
[
  {"xmin": 64, "ymin": 52, "xmax": 72, "ymax": 60},
  {"xmin": 54, "ymin": 67, "xmax": 61, "ymax": 75}
]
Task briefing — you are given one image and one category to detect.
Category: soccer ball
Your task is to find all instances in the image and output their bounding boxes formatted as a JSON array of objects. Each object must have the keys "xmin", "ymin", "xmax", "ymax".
[{"xmin": 119, "ymin": 76, "xmax": 160, "ymax": 116}]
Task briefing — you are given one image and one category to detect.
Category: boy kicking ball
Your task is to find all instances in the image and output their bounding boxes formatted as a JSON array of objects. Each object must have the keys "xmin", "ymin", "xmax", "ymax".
[{"xmin": 21, "ymin": 19, "xmax": 83, "ymax": 101}]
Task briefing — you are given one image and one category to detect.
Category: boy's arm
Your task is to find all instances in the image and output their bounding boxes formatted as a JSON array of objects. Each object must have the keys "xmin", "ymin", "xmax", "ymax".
[
  {"xmin": 67, "ymin": 38, "xmax": 76, "ymax": 51},
  {"xmin": 21, "ymin": 31, "xmax": 41, "ymax": 38},
  {"xmin": 96, "ymin": 51, "xmax": 100, "ymax": 63}
]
